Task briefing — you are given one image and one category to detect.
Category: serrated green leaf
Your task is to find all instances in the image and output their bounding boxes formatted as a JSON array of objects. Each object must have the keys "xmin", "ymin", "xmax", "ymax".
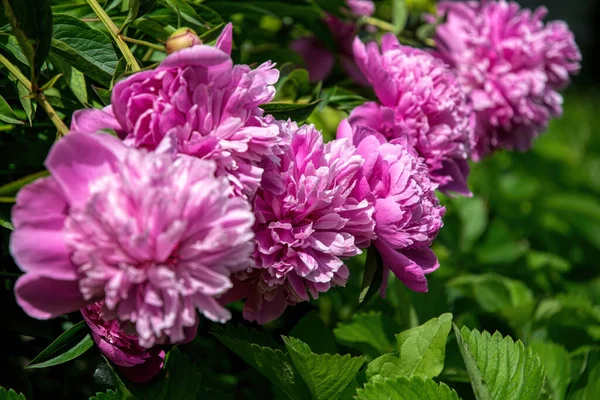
[
  {"xmin": 262, "ymin": 101, "xmax": 320, "ymax": 123},
  {"xmin": 0, "ymin": 170, "xmax": 48, "ymax": 196},
  {"xmin": 357, "ymin": 376, "xmax": 460, "ymax": 400},
  {"xmin": 2, "ymin": 0, "xmax": 53, "ymax": 84},
  {"xmin": 0, "ymin": 93, "xmax": 23, "ymax": 124},
  {"xmin": 290, "ymin": 311, "xmax": 337, "ymax": 355},
  {"xmin": 157, "ymin": 347, "xmax": 201, "ymax": 400},
  {"xmin": 530, "ymin": 340, "xmax": 571, "ymax": 400},
  {"xmin": 26, "ymin": 320, "xmax": 94, "ymax": 369},
  {"xmin": 51, "ymin": 14, "xmax": 119, "ymax": 86},
  {"xmin": 568, "ymin": 348, "xmax": 600, "ymax": 400},
  {"xmin": 0, "ymin": 387, "xmax": 26, "ymax": 400},
  {"xmin": 90, "ymin": 389, "xmax": 122, "ymax": 400},
  {"xmin": 366, "ymin": 353, "xmax": 403, "ymax": 382},
  {"xmin": 334, "ymin": 311, "xmax": 395, "ymax": 357},
  {"xmin": 212, "ymin": 326, "xmax": 310, "ymax": 400},
  {"xmin": 454, "ymin": 325, "xmax": 545, "ymax": 400},
  {"xmin": 283, "ymin": 336, "xmax": 364, "ymax": 400}
]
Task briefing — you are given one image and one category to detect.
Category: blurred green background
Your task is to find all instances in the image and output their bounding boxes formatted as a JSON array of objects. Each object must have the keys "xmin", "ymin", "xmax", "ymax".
[{"xmin": 1, "ymin": 0, "xmax": 599, "ymax": 399}]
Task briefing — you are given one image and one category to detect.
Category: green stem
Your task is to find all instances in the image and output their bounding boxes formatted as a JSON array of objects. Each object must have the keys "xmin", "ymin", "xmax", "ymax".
[
  {"xmin": 86, "ymin": 0, "xmax": 141, "ymax": 71},
  {"xmin": 360, "ymin": 16, "xmax": 397, "ymax": 32},
  {"xmin": 0, "ymin": 197, "xmax": 16, "ymax": 203},
  {"xmin": 0, "ymin": 54, "xmax": 69, "ymax": 137},
  {"xmin": 120, "ymin": 36, "xmax": 165, "ymax": 51}
]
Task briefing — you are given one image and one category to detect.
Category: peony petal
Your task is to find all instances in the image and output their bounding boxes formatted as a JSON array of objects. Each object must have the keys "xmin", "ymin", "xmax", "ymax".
[
  {"xmin": 45, "ymin": 132, "xmax": 125, "ymax": 206},
  {"xmin": 11, "ymin": 176, "xmax": 67, "ymax": 230},
  {"xmin": 375, "ymin": 240, "xmax": 429, "ymax": 292},
  {"xmin": 70, "ymin": 108, "xmax": 122, "ymax": 134},
  {"xmin": 215, "ymin": 23, "xmax": 233, "ymax": 55},
  {"xmin": 15, "ymin": 274, "xmax": 84, "ymax": 319},
  {"xmin": 10, "ymin": 227, "xmax": 76, "ymax": 279}
]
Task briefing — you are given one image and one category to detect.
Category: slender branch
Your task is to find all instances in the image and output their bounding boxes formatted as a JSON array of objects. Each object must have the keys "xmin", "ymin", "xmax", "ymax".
[
  {"xmin": 86, "ymin": 0, "xmax": 141, "ymax": 71},
  {"xmin": 120, "ymin": 36, "xmax": 165, "ymax": 51},
  {"xmin": 0, "ymin": 54, "xmax": 69, "ymax": 137},
  {"xmin": 360, "ymin": 16, "xmax": 396, "ymax": 32}
]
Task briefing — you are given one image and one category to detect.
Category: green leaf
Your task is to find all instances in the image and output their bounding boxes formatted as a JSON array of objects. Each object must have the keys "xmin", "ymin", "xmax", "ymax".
[
  {"xmin": 157, "ymin": 347, "xmax": 201, "ymax": 400},
  {"xmin": 274, "ymin": 68, "xmax": 311, "ymax": 101},
  {"xmin": 290, "ymin": 311, "xmax": 337, "ymax": 355},
  {"xmin": 0, "ymin": 387, "xmax": 26, "ymax": 400},
  {"xmin": 394, "ymin": 313, "xmax": 453, "ymax": 379},
  {"xmin": 530, "ymin": 340, "xmax": 570, "ymax": 400},
  {"xmin": 262, "ymin": 101, "xmax": 320, "ymax": 123},
  {"xmin": 0, "ymin": 218, "xmax": 13, "ymax": 230},
  {"xmin": 212, "ymin": 325, "xmax": 311, "ymax": 400},
  {"xmin": 92, "ymin": 85, "xmax": 112, "ymax": 105},
  {"xmin": 392, "ymin": 0, "xmax": 409, "ymax": 34},
  {"xmin": 535, "ymin": 295, "xmax": 600, "ymax": 342},
  {"xmin": 38, "ymin": 73, "xmax": 62, "ymax": 92},
  {"xmin": 452, "ymin": 196, "xmax": 488, "ymax": 251},
  {"xmin": 198, "ymin": 22, "xmax": 226, "ymax": 44},
  {"xmin": 568, "ymin": 349, "xmax": 600, "ymax": 400},
  {"xmin": 2, "ymin": 0, "xmax": 53, "ymax": 83},
  {"xmin": 447, "ymin": 274, "xmax": 534, "ymax": 329},
  {"xmin": 283, "ymin": 336, "xmax": 364, "ymax": 400},
  {"xmin": 90, "ymin": 389, "xmax": 122, "ymax": 400},
  {"xmin": 356, "ymin": 244, "xmax": 384, "ymax": 311},
  {"xmin": 0, "ymin": 94, "xmax": 23, "ymax": 124},
  {"xmin": 122, "ymin": 0, "xmax": 157, "ymax": 29},
  {"xmin": 357, "ymin": 376, "xmax": 460, "ymax": 400},
  {"xmin": 9, "ymin": 75, "xmax": 35, "ymax": 124},
  {"xmin": 26, "ymin": 320, "xmax": 94, "ymax": 369},
  {"xmin": 0, "ymin": 170, "xmax": 48, "ymax": 196},
  {"xmin": 334, "ymin": 311, "xmax": 395, "ymax": 357},
  {"xmin": 51, "ymin": 14, "xmax": 119, "ymax": 86},
  {"xmin": 320, "ymin": 86, "xmax": 367, "ymax": 111},
  {"xmin": 454, "ymin": 325, "xmax": 545, "ymax": 400}
]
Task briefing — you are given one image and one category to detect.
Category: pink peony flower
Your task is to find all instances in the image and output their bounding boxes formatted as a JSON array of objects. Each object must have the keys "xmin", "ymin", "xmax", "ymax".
[
  {"xmin": 351, "ymin": 33, "xmax": 475, "ymax": 196},
  {"xmin": 432, "ymin": 0, "xmax": 581, "ymax": 159},
  {"xmin": 11, "ymin": 132, "xmax": 255, "ymax": 347},
  {"xmin": 70, "ymin": 23, "xmax": 281, "ymax": 198},
  {"xmin": 337, "ymin": 120, "xmax": 445, "ymax": 293},
  {"xmin": 82, "ymin": 302, "xmax": 165, "ymax": 383},
  {"xmin": 232, "ymin": 121, "xmax": 376, "ymax": 324},
  {"xmin": 290, "ymin": 0, "xmax": 372, "ymax": 84}
]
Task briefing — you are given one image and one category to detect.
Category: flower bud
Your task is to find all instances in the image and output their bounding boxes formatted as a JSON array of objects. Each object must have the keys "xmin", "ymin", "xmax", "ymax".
[{"xmin": 165, "ymin": 27, "xmax": 202, "ymax": 54}]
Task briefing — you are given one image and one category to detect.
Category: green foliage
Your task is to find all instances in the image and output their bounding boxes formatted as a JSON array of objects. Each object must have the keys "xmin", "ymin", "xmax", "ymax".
[
  {"xmin": 26, "ymin": 320, "xmax": 94, "ymax": 369},
  {"xmin": 334, "ymin": 311, "xmax": 395, "ymax": 357},
  {"xmin": 364, "ymin": 314, "xmax": 452, "ymax": 382},
  {"xmin": 454, "ymin": 325, "xmax": 545, "ymax": 400},
  {"xmin": 283, "ymin": 337, "xmax": 364, "ymax": 400},
  {"xmin": 212, "ymin": 325, "xmax": 311, "ymax": 399},
  {"xmin": 0, "ymin": 388, "xmax": 25, "ymax": 400},
  {"xmin": 90, "ymin": 389, "xmax": 122, "ymax": 400},
  {"xmin": 51, "ymin": 14, "xmax": 119, "ymax": 86},
  {"xmin": 567, "ymin": 349, "xmax": 600, "ymax": 400},
  {"xmin": 530, "ymin": 340, "xmax": 571, "ymax": 400},
  {"xmin": 357, "ymin": 377, "xmax": 460, "ymax": 400}
]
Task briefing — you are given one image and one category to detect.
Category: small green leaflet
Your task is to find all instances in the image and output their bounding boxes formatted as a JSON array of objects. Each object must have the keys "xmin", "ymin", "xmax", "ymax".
[
  {"xmin": 530, "ymin": 340, "xmax": 570, "ymax": 400},
  {"xmin": 26, "ymin": 320, "xmax": 94, "ymax": 369},
  {"xmin": 0, "ymin": 170, "xmax": 49, "ymax": 197},
  {"xmin": 262, "ymin": 101, "xmax": 321, "ymax": 123},
  {"xmin": 334, "ymin": 311, "xmax": 396, "ymax": 357},
  {"xmin": 0, "ymin": 94, "xmax": 23, "ymax": 124}
]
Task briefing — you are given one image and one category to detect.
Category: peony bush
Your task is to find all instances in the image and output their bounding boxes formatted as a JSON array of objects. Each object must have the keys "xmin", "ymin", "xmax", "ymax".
[{"xmin": 0, "ymin": 0, "xmax": 591, "ymax": 399}]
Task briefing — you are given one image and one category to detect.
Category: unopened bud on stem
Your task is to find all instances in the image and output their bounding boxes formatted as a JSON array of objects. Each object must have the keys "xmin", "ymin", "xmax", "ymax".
[{"xmin": 166, "ymin": 28, "xmax": 202, "ymax": 54}]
